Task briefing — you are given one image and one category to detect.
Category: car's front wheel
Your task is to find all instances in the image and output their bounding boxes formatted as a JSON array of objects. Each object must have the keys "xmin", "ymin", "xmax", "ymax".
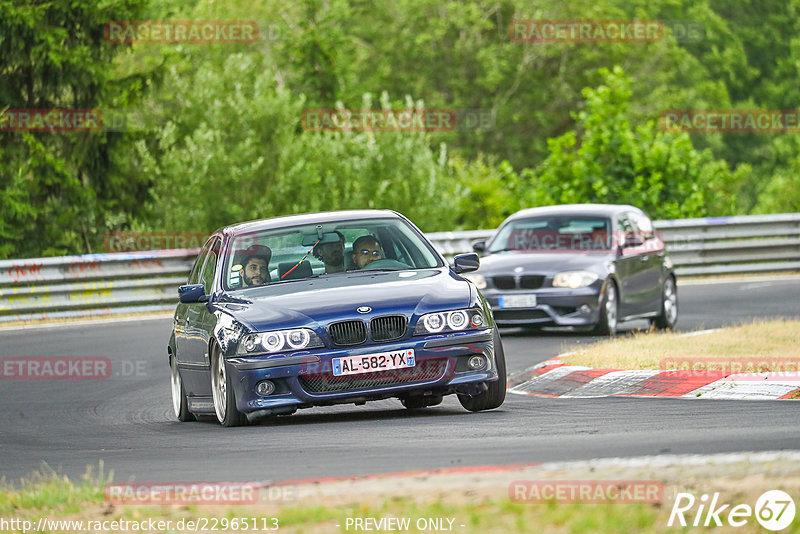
[
  {"xmin": 458, "ymin": 331, "xmax": 506, "ymax": 412},
  {"xmin": 170, "ymin": 354, "xmax": 195, "ymax": 422},
  {"xmin": 651, "ymin": 275, "xmax": 678, "ymax": 330},
  {"xmin": 210, "ymin": 343, "xmax": 247, "ymax": 427},
  {"xmin": 593, "ymin": 279, "xmax": 618, "ymax": 336}
]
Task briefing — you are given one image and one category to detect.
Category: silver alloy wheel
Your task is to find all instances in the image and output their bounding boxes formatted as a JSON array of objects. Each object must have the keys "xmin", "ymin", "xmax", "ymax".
[
  {"xmin": 605, "ymin": 283, "xmax": 618, "ymax": 331},
  {"xmin": 663, "ymin": 277, "xmax": 678, "ymax": 325},
  {"xmin": 211, "ymin": 347, "xmax": 227, "ymax": 422},
  {"xmin": 170, "ymin": 356, "xmax": 182, "ymax": 418}
]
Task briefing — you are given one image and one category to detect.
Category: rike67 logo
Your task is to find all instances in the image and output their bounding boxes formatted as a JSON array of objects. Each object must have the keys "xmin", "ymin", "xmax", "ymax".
[{"xmin": 669, "ymin": 490, "xmax": 796, "ymax": 531}]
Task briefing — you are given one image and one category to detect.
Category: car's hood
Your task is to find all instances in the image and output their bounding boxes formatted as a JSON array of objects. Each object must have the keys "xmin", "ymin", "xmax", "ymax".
[
  {"xmin": 216, "ymin": 268, "xmax": 471, "ymax": 332},
  {"xmin": 477, "ymin": 251, "xmax": 616, "ymax": 274}
]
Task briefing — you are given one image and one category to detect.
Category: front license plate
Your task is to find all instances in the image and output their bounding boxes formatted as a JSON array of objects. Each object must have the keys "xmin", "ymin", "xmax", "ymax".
[
  {"xmin": 498, "ymin": 294, "xmax": 538, "ymax": 308},
  {"xmin": 332, "ymin": 349, "xmax": 415, "ymax": 377}
]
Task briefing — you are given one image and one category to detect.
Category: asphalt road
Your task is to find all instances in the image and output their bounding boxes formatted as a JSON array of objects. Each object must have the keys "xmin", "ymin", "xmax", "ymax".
[{"xmin": 1, "ymin": 277, "xmax": 798, "ymax": 484}]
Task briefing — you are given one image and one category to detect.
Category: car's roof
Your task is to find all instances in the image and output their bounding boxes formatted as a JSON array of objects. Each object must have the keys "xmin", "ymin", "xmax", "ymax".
[
  {"xmin": 217, "ymin": 210, "xmax": 403, "ymax": 235},
  {"xmin": 504, "ymin": 203, "xmax": 642, "ymax": 222}
]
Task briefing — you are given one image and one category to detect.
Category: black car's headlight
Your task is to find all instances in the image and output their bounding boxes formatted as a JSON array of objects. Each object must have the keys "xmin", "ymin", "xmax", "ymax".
[
  {"xmin": 414, "ymin": 309, "xmax": 485, "ymax": 335},
  {"xmin": 552, "ymin": 270, "xmax": 599, "ymax": 288},
  {"xmin": 462, "ymin": 273, "xmax": 487, "ymax": 290},
  {"xmin": 237, "ymin": 328, "xmax": 324, "ymax": 354}
]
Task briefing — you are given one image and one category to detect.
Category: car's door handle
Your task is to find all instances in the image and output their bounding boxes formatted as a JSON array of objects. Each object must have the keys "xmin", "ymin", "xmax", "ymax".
[{"xmin": 641, "ymin": 255, "xmax": 649, "ymax": 262}]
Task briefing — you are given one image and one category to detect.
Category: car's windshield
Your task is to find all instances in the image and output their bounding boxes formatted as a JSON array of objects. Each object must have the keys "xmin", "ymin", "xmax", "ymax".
[
  {"xmin": 223, "ymin": 217, "xmax": 442, "ymax": 290},
  {"xmin": 488, "ymin": 216, "xmax": 613, "ymax": 253}
]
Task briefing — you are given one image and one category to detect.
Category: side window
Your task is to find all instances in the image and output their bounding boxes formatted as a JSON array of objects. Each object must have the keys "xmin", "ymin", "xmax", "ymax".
[
  {"xmin": 200, "ymin": 238, "xmax": 221, "ymax": 294},
  {"xmin": 627, "ymin": 211, "xmax": 655, "ymax": 239},
  {"xmin": 188, "ymin": 238, "xmax": 214, "ymax": 284}
]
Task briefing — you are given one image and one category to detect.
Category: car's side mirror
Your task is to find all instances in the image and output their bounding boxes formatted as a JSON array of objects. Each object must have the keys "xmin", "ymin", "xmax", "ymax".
[
  {"xmin": 179, "ymin": 284, "xmax": 209, "ymax": 303},
  {"xmin": 623, "ymin": 233, "xmax": 645, "ymax": 248},
  {"xmin": 453, "ymin": 253, "xmax": 480, "ymax": 274},
  {"xmin": 472, "ymin": 240, "xmax": 487, "ymax": 253}
]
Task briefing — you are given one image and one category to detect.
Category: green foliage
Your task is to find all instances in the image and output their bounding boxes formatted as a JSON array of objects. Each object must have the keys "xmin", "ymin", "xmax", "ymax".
[
  {"xmin": 532, "ymin": 67, "xmax": 747, "ymax": 219},
  {"xmin": 1, "ymin": 0, "xmax": 798, "ymax": 259},
  {"xmin": 0, "ymin": 0, "xmax": 151, "ymax": 259}
]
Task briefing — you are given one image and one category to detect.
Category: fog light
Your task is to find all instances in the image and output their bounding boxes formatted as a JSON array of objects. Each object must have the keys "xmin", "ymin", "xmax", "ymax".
[
  {"xmin": 579, "ymin": 305, "xmax": 592, "ymax": 314},
  {"xmin": 256, "ymin": 380, "xmax": 275, "ymax": 396},
  {"xmin": 468, "ymin": 355, "xmax": 486, "ymax": 370}
]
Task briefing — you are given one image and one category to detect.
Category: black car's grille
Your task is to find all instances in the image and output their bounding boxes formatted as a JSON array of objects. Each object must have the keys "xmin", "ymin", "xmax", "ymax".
[
  {"xmin": 493, "ymin": 275, "xmax": 545, "ymax": 290},
  {"xmin": 328, "ymin": 320, "xmax": 367, "ymax": 346},
  {"xmin": 299, "ymin": 358, "xmax": 448, "ymax": 394},
  {"xmin": 520, "ymin": 275, "xmax": 545, "ymax": 289},
  {"xmin": 493, "ymin": 276, "xmax": 516, "ymax": 290},
  {"xmin": 370, "ymin": 315, "xmax": 407, "ymax": 342}
]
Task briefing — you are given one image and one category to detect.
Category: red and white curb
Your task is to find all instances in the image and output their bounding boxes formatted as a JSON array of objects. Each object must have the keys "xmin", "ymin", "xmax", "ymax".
[{"xmin": 508, "ymin": 359, "xmax": 800, "ymax": 400}]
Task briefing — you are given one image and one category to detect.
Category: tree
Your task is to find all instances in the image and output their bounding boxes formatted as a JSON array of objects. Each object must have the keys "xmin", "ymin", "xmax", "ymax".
[
  {"xmin": 0, "ymin": 0, "xmax": 151, "ymax": 258},
  {"xmin": 530, "ymin": 66, "xmax": 747, "ymax": 219}
]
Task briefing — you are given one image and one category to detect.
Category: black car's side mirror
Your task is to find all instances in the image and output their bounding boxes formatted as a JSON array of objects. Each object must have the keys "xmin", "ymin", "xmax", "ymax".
[
  {"xmin": 623, "ymin": 233, "xmax": 645, "ymax": 248},
  {"xmin": 179, "ymin": 284, "xmax": 209, "ymax": 303},
  {"xmin": 472, "ymin": 240, "xmax": 487, "ymax": 253},
  {"xmin": 453, "ymin": 253, "xmax": 480, "ymax": 274}
]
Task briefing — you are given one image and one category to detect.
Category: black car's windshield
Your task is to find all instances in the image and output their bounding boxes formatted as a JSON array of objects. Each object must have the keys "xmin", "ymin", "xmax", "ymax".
[
  {"xmin": 488, "ymin": 216, "xmax": 613, "ymax": 253},
  {"xmin": 224, "ymin": 217, "xmax": 442, "ymax": 290}
]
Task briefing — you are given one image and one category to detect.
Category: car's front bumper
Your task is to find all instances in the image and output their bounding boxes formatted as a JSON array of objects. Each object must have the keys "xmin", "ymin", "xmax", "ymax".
[
  {"xmin": 484, "ymin": 285, "xmax": 604, "ymax": 327},
  {"xmin": 225, "ymin": 328, "xmax": 498, "ymax": 414}
]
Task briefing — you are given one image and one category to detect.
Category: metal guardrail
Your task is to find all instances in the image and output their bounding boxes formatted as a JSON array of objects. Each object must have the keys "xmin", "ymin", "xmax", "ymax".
[{"xmin": 1, "ymin": 213, "xmax": 798, "ymax": 323}]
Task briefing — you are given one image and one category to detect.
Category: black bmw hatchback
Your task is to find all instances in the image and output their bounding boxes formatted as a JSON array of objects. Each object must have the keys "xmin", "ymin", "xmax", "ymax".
[{"xmin": 466, "ymin": 204, "xmax": 678, "ymax": 335}]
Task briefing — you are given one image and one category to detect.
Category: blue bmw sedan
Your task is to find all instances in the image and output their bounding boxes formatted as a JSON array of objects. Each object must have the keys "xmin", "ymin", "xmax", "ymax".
[{"xmin": 168, "ymin": 210, "xmax": 505, "ymax": 426}]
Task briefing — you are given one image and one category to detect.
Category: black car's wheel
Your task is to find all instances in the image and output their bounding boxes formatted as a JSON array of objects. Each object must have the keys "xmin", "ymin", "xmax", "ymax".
[
  {"xmin": 401, "ymin": 395, "xmax": 443, "ymax": 410},
  {"xmin": 210, "ymin": 343, "xmax": 246, "ymax": 427},
  {"xmin": 458, "ymin": 331, "xmax": 506, "ymax": 412},
  {"xmin": 170, "ymin": 354, "xmax": 195, "ymax": 422},
  {"xmin": 593, "ymin": 279, "xmax": 618, "ymax": 336},
  {"xmin": 651, "ymin": 275, "xmax": 678, "ymax": 330}
]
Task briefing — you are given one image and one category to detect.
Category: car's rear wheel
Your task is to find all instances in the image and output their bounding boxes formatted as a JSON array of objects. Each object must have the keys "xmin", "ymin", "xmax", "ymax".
[
  {"xmin": 170, "ymin": 354, "xmax": 195, "ymax": 422},
  {"xmin": 592, "ymin": 280, "xmax": 618, "ymax": 336},
  {"xmin": 210, "ymin": 343, "xmax": 246, "ymax": 427},
  {"xmin": 401, "ymin": 395, "xmax": 443, "ymax": 410},
  {"xmin": 458, "ymin": 331, "xmax": 506, "ymax": 412},
  {"xmin": 651, "ymin": 275, "xmax": 678, "ymax": 330}
]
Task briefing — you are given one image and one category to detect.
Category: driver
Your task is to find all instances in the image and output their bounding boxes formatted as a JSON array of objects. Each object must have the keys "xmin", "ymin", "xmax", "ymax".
[
  {"xmin": 236, "ymin": 244, "xmax": 272, "ymax": 287},
  {"xmin": 312, "ymin": 230, "xmax": 345, "ymax": 274},
  {"xmin": 351, "ymin": 235, "xmax": 383, "ymax": 269}
]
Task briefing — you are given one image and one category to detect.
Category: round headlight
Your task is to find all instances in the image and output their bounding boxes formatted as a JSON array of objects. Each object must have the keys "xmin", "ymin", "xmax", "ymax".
[
  {"xmin": 286, "ymin": 329, "xmax": 310, "ymax": 349},
  {"xmin": 262, "ymin": 332, "xmax": 285, "ymax": 352},
  {"xmin": 423, "ymin": 313, "xmax": 445, "ymax": 333},
  {"xmin": 243, "ymin": 334, "xmax": 258, "ymax": 352},
  {"xmin": 470, "ymin": 313, "xmax": 484, "ymax": 327},
  {"xmin": 447, "ymin": 311, "xmax": 469, "ymax": 330}
]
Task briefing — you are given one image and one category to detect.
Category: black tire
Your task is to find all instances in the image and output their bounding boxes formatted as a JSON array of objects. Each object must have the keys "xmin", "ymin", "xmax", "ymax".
[
  {"xmin": 170, "ymin": 354, "xmax": 195, "ymax": 422},
  {"xmin": 401, "ymin": 395, "xmax": 443, "ymax": 410},
  {"xmin": 592, "ymin": 279, "xmax": 618, "ymax": 336},
  {"xmin": 458, "ymin": 331, "xmax": 507, "ymax": 412},
  {"xmin": 210, "ymin": 344, "xmax": 247, "ymax": 427},
  {"xmin": 651, "ymin": 275, "xmax": 678, "ymax": 330}
]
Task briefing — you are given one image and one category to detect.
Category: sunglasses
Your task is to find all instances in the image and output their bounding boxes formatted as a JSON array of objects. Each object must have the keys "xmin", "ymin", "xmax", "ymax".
[{"xmin": 358, "ymin": 249, "xmax": 382, "ymax": 257}]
